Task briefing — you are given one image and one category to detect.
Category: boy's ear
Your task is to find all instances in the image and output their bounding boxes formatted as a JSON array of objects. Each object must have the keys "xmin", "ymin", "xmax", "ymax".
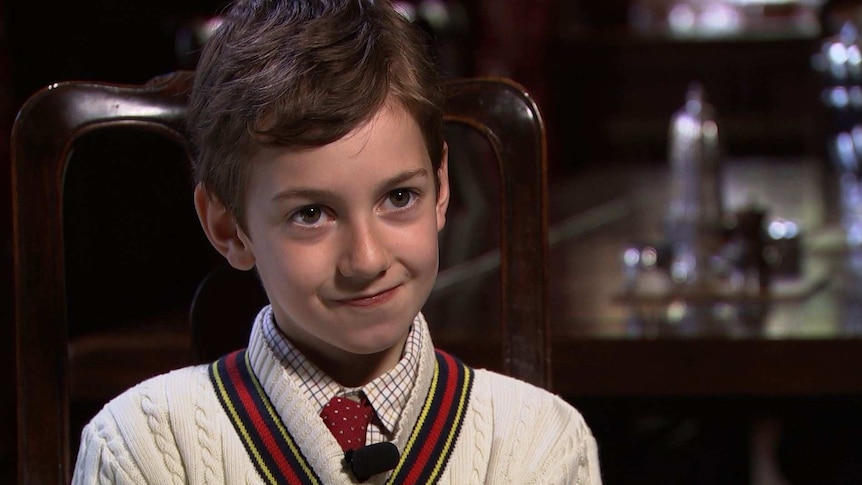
[
  {"xmin": 436, "ymin": 143, "xmax": 450, "ymax": 232},
  {"xmin": 194, "ymin": 183, "xmax": 256, "ymax": 271}
]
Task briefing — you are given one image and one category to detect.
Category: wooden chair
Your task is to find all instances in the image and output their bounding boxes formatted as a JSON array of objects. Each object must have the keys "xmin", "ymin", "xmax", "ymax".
[{"xmin": 12, "ymin": 72, "xmax": 550, "ymax": 484}]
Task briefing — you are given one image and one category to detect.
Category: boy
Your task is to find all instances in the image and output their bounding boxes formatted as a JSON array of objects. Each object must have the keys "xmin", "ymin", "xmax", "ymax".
[{"xmin": 72, "ymin": 0, "xmax": 602, "ymax": 483}]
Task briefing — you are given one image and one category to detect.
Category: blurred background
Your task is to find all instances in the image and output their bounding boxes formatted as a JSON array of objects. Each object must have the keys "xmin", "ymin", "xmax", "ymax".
[{"xmin": 3, "ymin": 0, "xmax": 862, "ymax": 483}]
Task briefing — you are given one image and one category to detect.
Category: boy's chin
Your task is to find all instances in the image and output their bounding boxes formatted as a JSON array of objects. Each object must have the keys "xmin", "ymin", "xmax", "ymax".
[
  {"xmin": 325, "ymin": 337, "xmax": 410, "ymax": 385},
  {"xmin": 339, "ymin": 329, "xmax": 410, "ymax": 357}
]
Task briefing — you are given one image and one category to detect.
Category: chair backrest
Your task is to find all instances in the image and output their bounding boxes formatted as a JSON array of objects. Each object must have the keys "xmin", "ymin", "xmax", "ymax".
[{"xmin": 12, "ymin": 72, "xmax": 549, "ymax": 484}]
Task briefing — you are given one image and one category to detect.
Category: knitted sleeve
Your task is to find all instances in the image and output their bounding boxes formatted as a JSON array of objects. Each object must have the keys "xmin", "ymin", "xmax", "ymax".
[
  {"xmin": 72, "ymin": 415, "xmax": 149, "ymax": 484},
  {"xmin": 71, "ymin": 372, "xmax": 196, "ymax": 484},
  {"xmin": 477, "ymin": 370, "xmax": 603, "ymax": 484},
  {"xmin": 530, "ymin": 401, "xmax": 602, "ymax": 485}
]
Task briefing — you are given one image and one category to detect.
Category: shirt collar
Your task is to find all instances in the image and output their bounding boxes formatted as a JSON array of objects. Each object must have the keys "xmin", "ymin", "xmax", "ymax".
[{"xmin": 262, "ymin": 310, "xmax": 422, "ymax": 436}]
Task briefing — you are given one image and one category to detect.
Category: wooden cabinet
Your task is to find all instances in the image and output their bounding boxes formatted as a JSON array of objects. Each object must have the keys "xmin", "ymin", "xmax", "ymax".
[
  {"xmin": 546, "ymin": 4, "xmax": 828, "ymax": 169},
  {"xmin": 546, "ymin": 33, "xmax": 824, "ymax": 166}
]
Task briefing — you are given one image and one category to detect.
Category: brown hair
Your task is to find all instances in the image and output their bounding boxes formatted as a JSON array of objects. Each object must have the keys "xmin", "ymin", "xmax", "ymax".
[{"xmin": 188, "ymin": 0, "xmax": 444, "ymax": 228}]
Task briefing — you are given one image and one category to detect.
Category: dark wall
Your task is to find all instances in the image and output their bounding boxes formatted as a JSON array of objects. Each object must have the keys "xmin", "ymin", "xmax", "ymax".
[
  {"xmin": 5, "ymin": 1, "xmax": 223, "ymax": 100},
  {"xmin": 0, "ymin": 1, "xmax": 16, "ymax": 481}
]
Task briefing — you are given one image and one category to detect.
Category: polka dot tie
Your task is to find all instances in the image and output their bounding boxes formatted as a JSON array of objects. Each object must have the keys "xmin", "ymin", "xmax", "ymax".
[{"xmin": 320, "ymin": 395, "xmax": 374, "ymax": 451}]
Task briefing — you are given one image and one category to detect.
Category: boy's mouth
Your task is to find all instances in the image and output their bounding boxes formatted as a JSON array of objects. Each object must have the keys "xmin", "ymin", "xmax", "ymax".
[{"xmin": 338, "ymin": 286, "xmax": 400, "ymax": 308}]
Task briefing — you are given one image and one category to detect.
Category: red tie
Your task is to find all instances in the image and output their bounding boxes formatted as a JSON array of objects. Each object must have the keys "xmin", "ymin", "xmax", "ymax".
[{"xmin": 320, "ymin": 395, "xmax": 374, "ymax": 451}]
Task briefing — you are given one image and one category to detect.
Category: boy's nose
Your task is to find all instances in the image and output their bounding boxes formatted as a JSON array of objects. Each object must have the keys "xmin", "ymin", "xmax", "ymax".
[{"xmin": 337, "ymin": 220, "xmax": 391, "ymax": 280}]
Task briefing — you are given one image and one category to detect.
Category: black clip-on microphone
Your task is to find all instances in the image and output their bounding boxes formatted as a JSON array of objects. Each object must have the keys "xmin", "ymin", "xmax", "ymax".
[{"xmin": 345, "ymin": 442, "xmax": 400, "ymax": 482}]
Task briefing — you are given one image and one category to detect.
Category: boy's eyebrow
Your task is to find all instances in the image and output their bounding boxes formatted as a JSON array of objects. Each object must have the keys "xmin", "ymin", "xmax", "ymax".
[
  {"xmin": 377, "ymin": 168, "xmax": 429, "ymax": 192},
  {"xmin": 271, "ymin": 168, "xmax": 429, "ymax": 202}
]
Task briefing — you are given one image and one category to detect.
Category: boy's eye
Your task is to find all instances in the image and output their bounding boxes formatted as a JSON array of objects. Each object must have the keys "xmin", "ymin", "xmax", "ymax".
[
  {"xmin": 291, "ymin": 206, "xmax": 325, "ymax": 225},
  {"xmin": 388, "ymin": 189, "xmax": 414, "ymax": 209}
]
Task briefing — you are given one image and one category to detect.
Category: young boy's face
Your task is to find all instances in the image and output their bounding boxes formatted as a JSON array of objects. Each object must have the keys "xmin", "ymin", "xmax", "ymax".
[{"xmin": 201, "ymin": 101, "xmax": 449, "ymax": 375}]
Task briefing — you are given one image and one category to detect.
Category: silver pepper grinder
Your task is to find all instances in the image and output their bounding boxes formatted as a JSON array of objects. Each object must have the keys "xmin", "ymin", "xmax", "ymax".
[{"xmin": 664, "ymin": 82, "xmax": 724, "ymax": 288}]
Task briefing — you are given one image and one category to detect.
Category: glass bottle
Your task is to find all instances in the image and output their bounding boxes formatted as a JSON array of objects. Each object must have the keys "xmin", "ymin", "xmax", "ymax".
[{"xmin": 664, "ymin": 82, "xmax": 723, "ymax": 288}]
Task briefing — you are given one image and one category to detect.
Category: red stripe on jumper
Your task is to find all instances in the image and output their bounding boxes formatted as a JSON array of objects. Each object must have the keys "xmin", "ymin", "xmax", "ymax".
[
  {"xmin": 225, "ymin": 352, "xmax": 302, "ymax": 483},
  {"xmin": 403, "ymin": 351, "xmax": 460, "ymax": 485}
]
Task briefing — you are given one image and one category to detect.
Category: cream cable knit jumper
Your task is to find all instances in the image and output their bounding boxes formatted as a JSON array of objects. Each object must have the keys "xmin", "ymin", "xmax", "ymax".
[{"xmin": 73, "ymin": 309, "xmax": 602, "ymax": 484}]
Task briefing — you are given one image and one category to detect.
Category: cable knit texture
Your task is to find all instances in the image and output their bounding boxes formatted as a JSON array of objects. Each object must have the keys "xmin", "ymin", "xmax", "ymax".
[
  {"xmin": 72, "ymin": 307, "xmax": 602, "ymax": 484},
  {"xmin": 192, "ymin": 365, "xmax": 223, "ymax": 484}
]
